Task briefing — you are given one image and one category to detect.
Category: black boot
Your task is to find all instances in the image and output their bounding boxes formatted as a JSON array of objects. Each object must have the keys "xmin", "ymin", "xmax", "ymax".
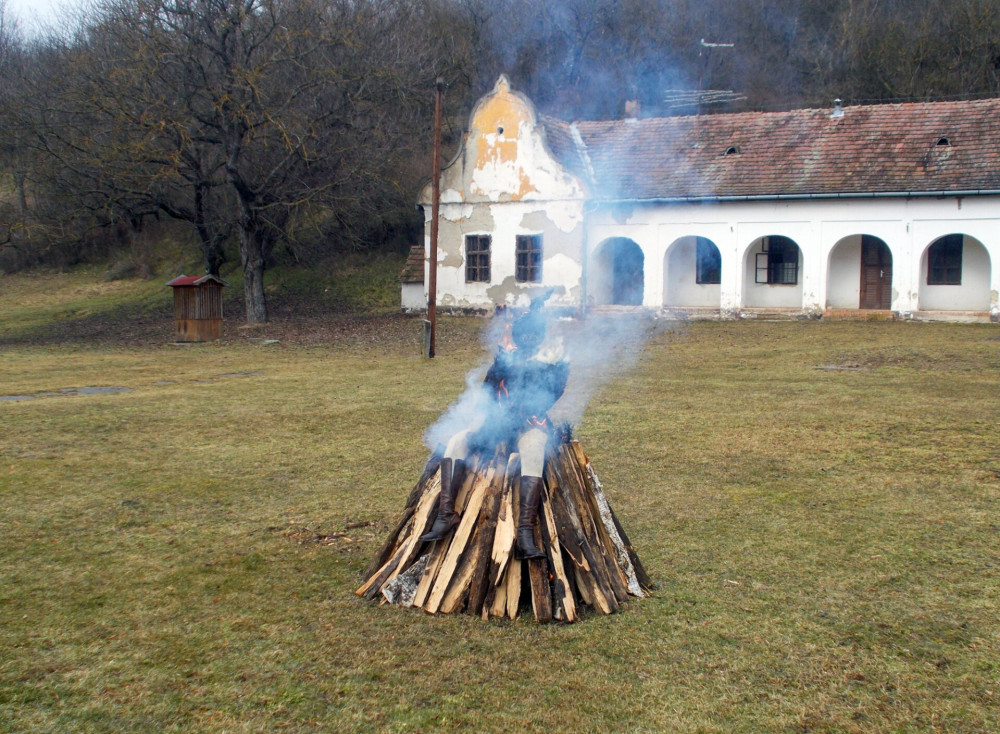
[
  {"xmin": 516, "ymin": 475, "xmax": 546, "ymax": 559},
  {"xmin": 420, "ymin": 459, "xmax": 465, "ymax": 541}
]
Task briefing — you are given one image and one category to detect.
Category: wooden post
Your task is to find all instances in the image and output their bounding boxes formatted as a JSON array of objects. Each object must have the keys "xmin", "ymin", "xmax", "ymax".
[{"xmin": 427, "ymin": 77, "xmax": 445, "ymax": 358}]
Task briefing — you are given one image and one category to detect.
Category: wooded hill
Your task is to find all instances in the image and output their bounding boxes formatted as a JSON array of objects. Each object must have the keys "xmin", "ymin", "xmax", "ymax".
[{"xmin": 2, "ymin": 0, "xmax": 998, "ymax": 321}]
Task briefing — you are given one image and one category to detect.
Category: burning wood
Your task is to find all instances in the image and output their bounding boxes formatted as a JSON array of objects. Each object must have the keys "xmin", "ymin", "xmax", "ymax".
[
  {"xmin": 359, "ymin": 294, "xmax": 651, "ymax": 622},
  {"xmin": 356, "ymin": 437, "xmax": 650, "ymax": 622}
]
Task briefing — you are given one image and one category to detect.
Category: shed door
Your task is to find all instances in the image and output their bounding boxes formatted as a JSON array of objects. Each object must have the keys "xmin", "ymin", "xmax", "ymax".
[{"xmin": 860, "ymin": 237, "xmax": 892, "ymax": 310}]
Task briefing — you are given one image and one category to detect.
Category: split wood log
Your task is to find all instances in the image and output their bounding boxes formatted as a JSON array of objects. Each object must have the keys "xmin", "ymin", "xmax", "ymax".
[
  {"xmin": 557, "ymin": 444, "xmax": 631, "ymax": 605},
  {"xmin": 356, "ymin": 470, "xmax": 441, "ymax": 601},
  {"xmin": 528, "ymin": 552, "xmax": 553, "ymax": 623},
  {"xmin": 424, "ymin": 468, "xmax": 492, "ymax": 614},
  {"xmin": 574, "ymin": 444, "xmax": 651, "ymax": 592},
  {"xmin": 545, "ymin": 458, "xmax": 616, "ymax": 614},
  {"xmin": 410, "ymin": 540, "xmax": 448, "ymax": 609},
  {"xmin": 504, "ymin": 552, "xmax": 522, "ymax": 620},
  {"xmin": 541, "ymin": 492, "xmax": 577, "ymax": 622},
  {"xmin": 362, "ymin": 454, "xmax": 441, "ymax": 579},
  {"xmin": 356, "ymin": 438, "xmax": 649, "ymax": 623},
  {"xmin": 467, "ymin": 455, "xmax": 515, "ymax": 616}
]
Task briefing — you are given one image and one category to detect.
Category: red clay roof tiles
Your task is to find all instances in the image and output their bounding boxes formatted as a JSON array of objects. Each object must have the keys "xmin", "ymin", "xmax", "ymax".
[{"xmin": 542, "ymin": 98, "xmax": 1000, "ymax": 200}]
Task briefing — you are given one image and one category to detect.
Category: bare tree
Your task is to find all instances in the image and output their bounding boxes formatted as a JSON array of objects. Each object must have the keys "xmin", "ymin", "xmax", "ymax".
[
  {"xmin": 0, "ymin": 0, "xmax": 24, "ymax": 251},
  {"xmin": 20, "ymin": 0, "xmax": 446, "ymax": 321},
  {"xmin": 9, "ymin": 0, "xmax": 1000, "ymax": 286}
]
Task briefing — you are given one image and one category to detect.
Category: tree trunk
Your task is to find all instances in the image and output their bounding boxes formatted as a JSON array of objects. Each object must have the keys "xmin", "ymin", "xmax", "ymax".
[
  {"xmin": 195, "ymin": 183, "xmax": 226, "ymax": 277},
  {"xmin": 240, "ymin": 231, "xmax": 268, "ymax": 324},
  {"xmin": 203, "ymin": 241, "xmax": 226, "ymax": 279}
]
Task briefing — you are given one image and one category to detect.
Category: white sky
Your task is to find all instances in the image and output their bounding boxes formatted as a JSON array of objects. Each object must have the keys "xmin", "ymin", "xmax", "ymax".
[{"xmin": 5, "ymin": 0, "xmax": 79, "ymax": 35}]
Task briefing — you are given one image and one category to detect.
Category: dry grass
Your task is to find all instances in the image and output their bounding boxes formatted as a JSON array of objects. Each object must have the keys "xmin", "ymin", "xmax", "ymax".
[{"xmin": 1, "ymin": 270, "xmax": 998, "ymax": 732}]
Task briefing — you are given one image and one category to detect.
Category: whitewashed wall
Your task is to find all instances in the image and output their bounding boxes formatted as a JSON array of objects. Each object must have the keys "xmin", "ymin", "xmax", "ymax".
[
  {"xmin": 581, "ymin": 196, "xmax": 999, "ymax": 318},
  {"xmin": 917, "ymin": 236, "xmax": 992, "ymax": 311},
  {"xmin": 826, "ymin": 234, "xmax": 864, "ymax": 309},
  {"xmin": 401, "ymin": 282, "xmax": 424, "ymax": 312},
  {"xmin": 663, "ymin": 236, "xmax": 721, "ymax": 308}
]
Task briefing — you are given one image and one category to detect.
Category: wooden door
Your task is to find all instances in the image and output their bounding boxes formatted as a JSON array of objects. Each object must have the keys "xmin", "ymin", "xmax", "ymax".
[{"xmin": 860, "ymin": 237, "xmax": 892, "ymax": 309}]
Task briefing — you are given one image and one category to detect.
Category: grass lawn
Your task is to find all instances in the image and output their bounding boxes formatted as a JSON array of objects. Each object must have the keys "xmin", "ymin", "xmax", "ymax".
[{"xmin": 1, "ymin": 268, "xmax": 998, "ymax": 732}]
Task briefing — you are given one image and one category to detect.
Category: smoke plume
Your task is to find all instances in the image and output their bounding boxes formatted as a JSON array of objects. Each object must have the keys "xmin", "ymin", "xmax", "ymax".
[{"xmin": 423, "ymin": 309, "xmax": 678, "ymax": 451}]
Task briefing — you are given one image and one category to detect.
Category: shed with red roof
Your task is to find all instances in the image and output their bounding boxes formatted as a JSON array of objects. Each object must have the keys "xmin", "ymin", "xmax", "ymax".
[{"xmin": 165, "ymin": 274, "xmax": 228, "ymax": 342}]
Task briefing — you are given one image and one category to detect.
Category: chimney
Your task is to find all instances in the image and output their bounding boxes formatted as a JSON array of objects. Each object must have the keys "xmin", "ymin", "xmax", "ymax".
[
  {"xmin": 624, "ymin": 99, "xmax": 641, "ymax": 120},
  {"xmin": 830, "ymin": 98, "xmax": 844, "ymax": 119}
]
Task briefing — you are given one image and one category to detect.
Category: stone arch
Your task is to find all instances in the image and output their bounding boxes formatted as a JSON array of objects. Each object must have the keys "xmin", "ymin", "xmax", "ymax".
[
  {"xmin": 592, "ymin": 237, "xmax": 644, "ymax": 306},
  {"xmin": 826, "ymin": 234, "xmax": 893, "ymax": 310},
  {"xmin": 742, "ymin": 235, "xmax": 804, "ymax": 309},
  {"xmin": 663, "ymin": 236, "xmax": 721, "ymax": 308},
  {"xmin": 918, "ymin": 233, "xmax": 991, "ymax": 311}
]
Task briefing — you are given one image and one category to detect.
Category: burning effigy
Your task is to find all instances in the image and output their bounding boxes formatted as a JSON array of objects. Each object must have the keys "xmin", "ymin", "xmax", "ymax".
[{"xmin": 357, "ymin": 295, "xmax": 651, "ymax": 622}]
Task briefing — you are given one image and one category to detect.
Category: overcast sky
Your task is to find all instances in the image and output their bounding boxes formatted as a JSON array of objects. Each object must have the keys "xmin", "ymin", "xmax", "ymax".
[{"xmin": 6, "ymin": 0, "xmax": 78, "ymax": 34}]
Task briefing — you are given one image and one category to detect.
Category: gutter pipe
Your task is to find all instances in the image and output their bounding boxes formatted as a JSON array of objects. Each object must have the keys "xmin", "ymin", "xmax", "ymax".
[{"xmin": 593, "ymin": 189, "xmax": 1000, "ymax": 204}]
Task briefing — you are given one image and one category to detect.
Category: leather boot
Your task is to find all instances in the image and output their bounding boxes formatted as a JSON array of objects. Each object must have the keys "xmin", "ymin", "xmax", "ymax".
[
  {"xmin": 516, "ymin": 475, "xmax": 546, "ymax": 559},
  {"xmin": 420, "ymin": 459, "xmax": 465, "ymax": 541}
]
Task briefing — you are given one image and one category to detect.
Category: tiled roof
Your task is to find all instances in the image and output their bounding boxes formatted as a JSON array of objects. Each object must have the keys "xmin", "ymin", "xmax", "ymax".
[
  {"xmin": 539, "ymin": 115, "xmax": 594, "ymax": 184},
  {"xmin": 400, "ymin": 245, "xmax": 425, "ymax": 284},
  {"xmin": 542, "ymin": 98, "xmax": 1000, "ymax": 200},
  {"xmin": 165, "ymin": 274, "xmax": 228, "ymax": 287}
]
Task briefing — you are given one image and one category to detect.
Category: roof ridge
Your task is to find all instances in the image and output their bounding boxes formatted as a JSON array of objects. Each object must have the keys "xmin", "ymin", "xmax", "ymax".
[{"xmin": 563, "ymin": 96, "xmax": 1000, "ymax": 130}]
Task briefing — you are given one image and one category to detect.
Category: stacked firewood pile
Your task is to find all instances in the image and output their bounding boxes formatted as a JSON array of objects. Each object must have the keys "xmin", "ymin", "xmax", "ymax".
[{"xmin": 356, "ymin": 437, "xmax": 650, "ymax": 622}]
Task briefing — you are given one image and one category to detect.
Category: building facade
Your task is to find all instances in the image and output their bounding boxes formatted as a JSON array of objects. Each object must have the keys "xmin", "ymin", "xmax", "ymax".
[{"xmin": 412, "ymin": 76, "xmax": 1000, "ymax": 322}]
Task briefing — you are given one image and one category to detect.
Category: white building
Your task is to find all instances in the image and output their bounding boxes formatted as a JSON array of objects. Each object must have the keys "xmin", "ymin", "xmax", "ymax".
[{"xmin": 410, "ymin": 76, "xmax": 1000, "ymax": 322}]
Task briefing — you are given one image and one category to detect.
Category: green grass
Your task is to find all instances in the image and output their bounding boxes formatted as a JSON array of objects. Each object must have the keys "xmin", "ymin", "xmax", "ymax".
[
  {"xmin": 1, "ymin": 269, "xmax": 999, "ymax": 732},
  {"xmin": 0, "ymin": 266, "xmax": 168, "ymax": 340},
  {"xmin": 257, "ymin": 252, "xmax": 409, "ymax": 315}
]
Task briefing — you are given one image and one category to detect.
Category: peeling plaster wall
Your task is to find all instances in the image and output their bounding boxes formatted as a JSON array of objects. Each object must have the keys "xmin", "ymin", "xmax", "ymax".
[
  {"xmin": 419, "ymin": 76, "xmax": 586, "ymax": 311},
  {"xmin": 427, "ymin": 200, "xmax": 584, "ymax": 310}
]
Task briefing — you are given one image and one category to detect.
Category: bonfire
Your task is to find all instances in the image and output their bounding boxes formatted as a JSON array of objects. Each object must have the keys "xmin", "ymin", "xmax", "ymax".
[{"xmin": 357, "ymin": 298, "xmax": 651, "ymax": 622}]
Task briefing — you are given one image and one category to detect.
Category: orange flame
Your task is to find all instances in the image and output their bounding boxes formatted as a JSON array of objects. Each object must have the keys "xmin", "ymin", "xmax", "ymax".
[{"xmin": 498, "ymin": 322, "xmax": 515, "ymax": 352}]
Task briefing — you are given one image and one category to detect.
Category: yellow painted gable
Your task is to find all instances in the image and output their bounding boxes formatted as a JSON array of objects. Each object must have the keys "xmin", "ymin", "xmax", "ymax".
[{"xmin": 468, "ymin": 76, "xmax": 538, "ymax": 200}]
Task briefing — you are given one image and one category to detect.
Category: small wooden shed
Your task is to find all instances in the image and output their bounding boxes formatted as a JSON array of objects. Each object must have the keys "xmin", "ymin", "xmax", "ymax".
[{"xmin": 165, "ymin": 274, "xmax": 228, "ymax": 342}]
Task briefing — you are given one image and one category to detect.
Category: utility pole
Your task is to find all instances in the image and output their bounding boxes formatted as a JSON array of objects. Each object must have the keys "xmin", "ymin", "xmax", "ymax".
[{"xmin": 426, "ymin": 77, "xmax": 445, "ymax": 359}]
